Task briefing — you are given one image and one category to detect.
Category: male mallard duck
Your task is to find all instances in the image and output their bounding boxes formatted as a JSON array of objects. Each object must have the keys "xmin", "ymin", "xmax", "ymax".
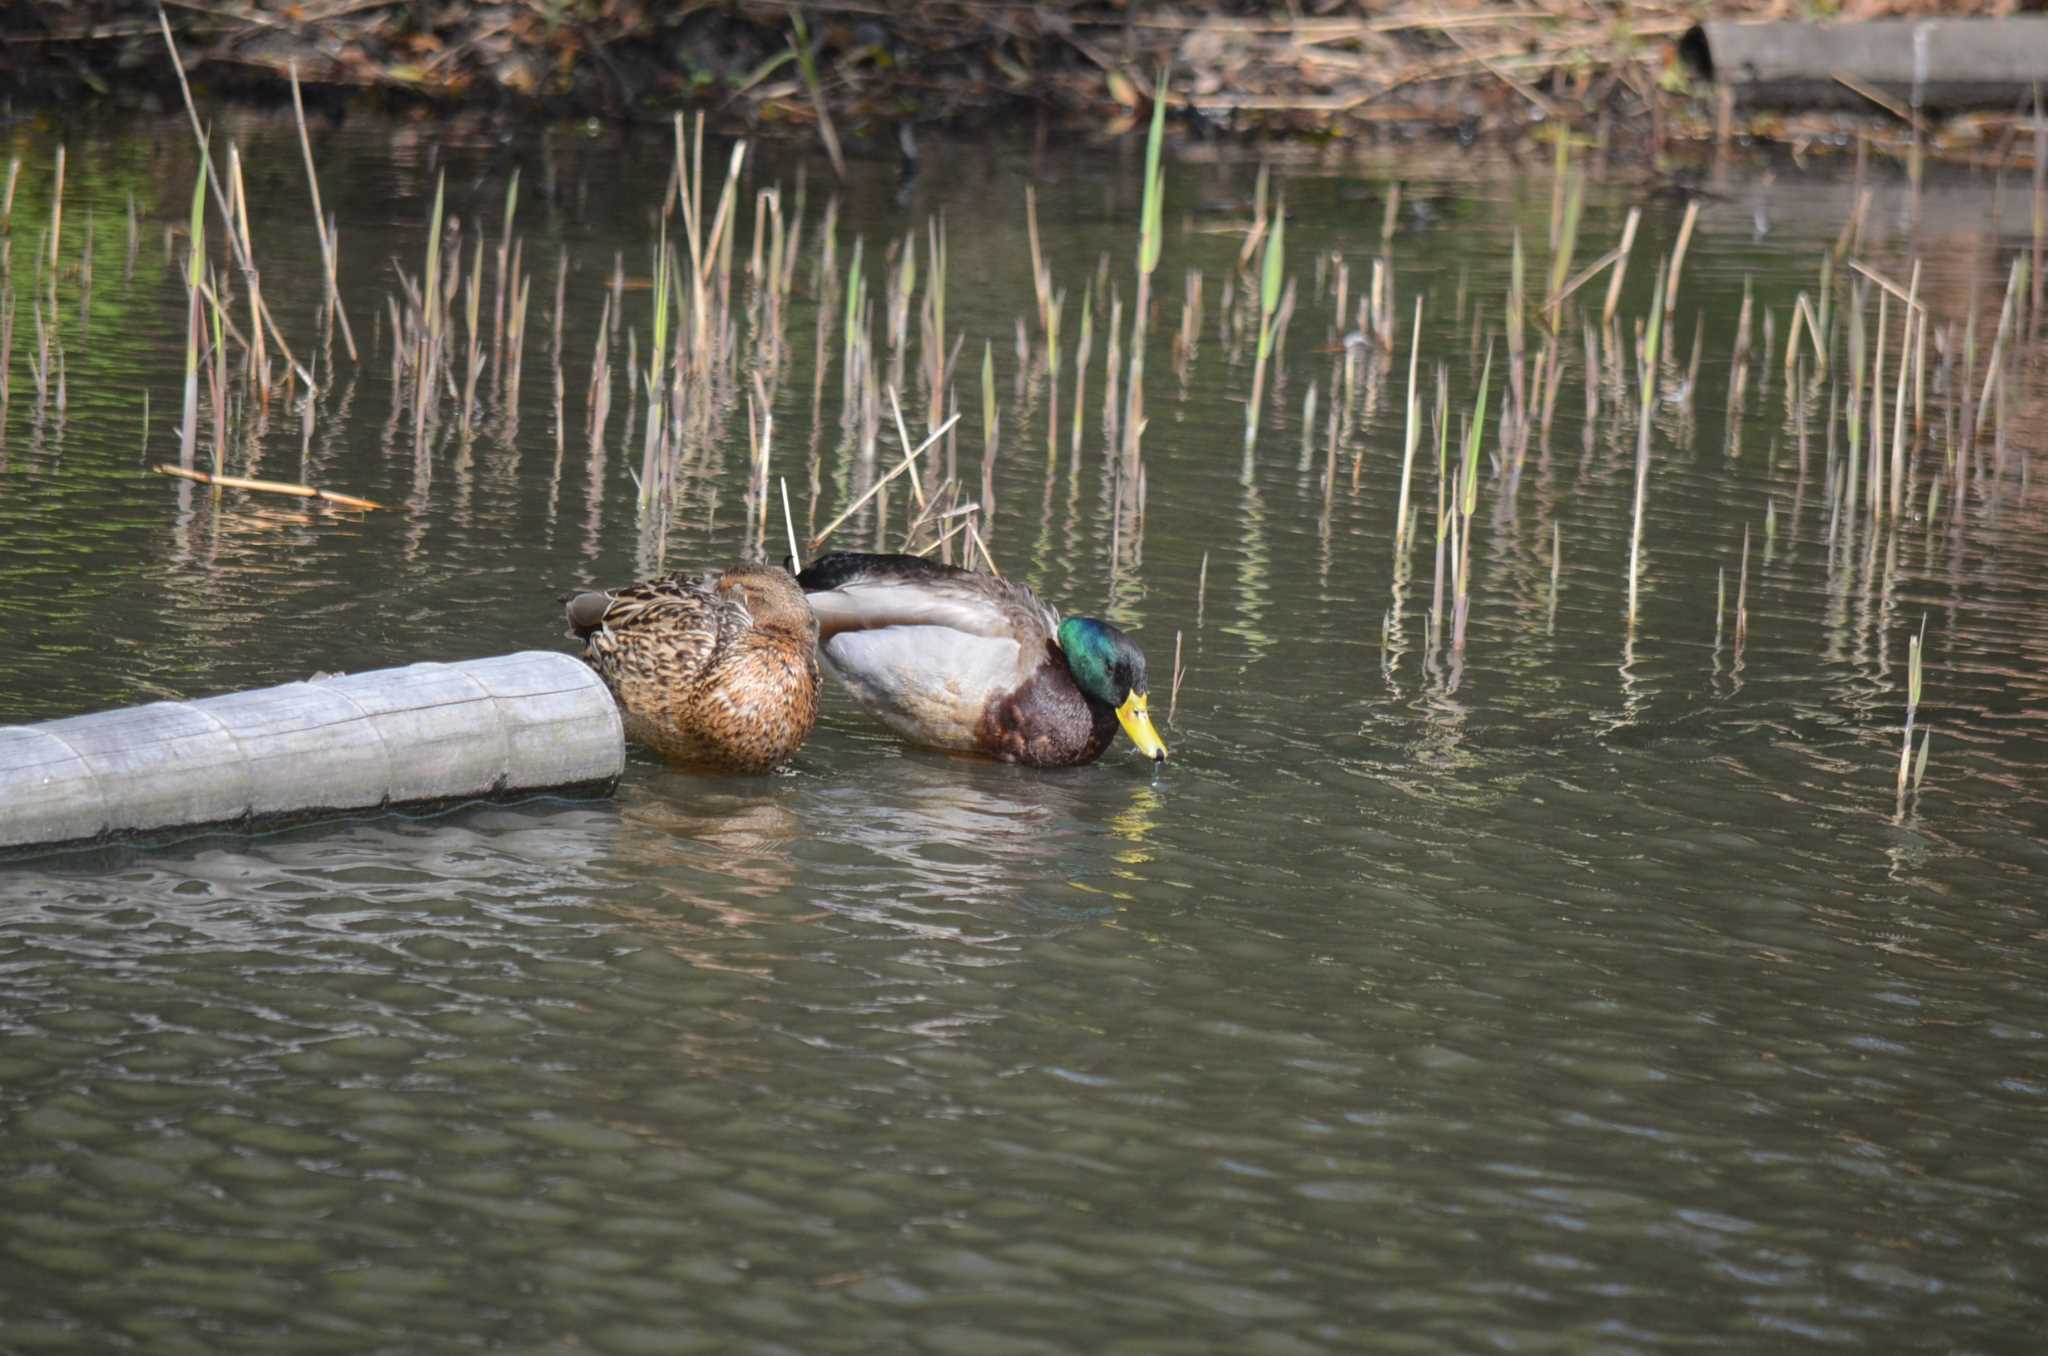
[
  {"xmin": 564, "ymin": 564, "xmax": 819, "ymax": 772},
  {"xmin": 794, "ymin": 551, "xmax": 1166, "ymax": 768}
]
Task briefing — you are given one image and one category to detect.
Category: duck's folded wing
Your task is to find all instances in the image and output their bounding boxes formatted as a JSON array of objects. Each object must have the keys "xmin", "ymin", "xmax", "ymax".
[
  {"xmin": 574, "ymin": 577, "xmax": 728, "ymax": 682},
  {"xmin": 804, "ymin": 580, "xmax": 1021, "ymax": 642}
]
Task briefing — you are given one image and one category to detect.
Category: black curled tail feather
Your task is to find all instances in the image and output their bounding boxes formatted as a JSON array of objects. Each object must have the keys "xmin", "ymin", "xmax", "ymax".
[{"xmin": 796, "ymin": 551, "xmax": 965, "ymax": 593}]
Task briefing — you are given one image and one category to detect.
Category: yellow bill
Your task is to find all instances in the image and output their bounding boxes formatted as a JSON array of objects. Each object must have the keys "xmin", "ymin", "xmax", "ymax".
[{"xmin": 1115, "ymin": 690, "xmax": 1168, "ymax": 762}]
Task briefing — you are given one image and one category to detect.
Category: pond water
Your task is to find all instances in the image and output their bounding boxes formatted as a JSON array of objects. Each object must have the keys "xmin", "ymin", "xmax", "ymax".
[{"xmin": 3, "ymin": 111, "xmax": 2047, "ymax": 1352}]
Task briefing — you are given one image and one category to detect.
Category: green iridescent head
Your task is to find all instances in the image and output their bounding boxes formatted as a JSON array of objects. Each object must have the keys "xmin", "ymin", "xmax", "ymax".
[{"xmin": 1056, "ymin": 617, "xmax": 1167, "ymax": 762}]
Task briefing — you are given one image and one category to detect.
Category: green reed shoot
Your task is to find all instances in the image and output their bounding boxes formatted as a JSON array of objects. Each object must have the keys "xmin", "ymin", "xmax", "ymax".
[
  {"xmin": 842, "ymin": 234, "xmax": 865, "ymax": 403},
  {"xmin": 180, "ymin": 149, "xmax": 206, "ymax": 467},
  {"xmin": 1244, "ymin": 190, "xmax": 1284, "ymax": 453},
  {"xmin": 786, "ymin": 10, "xmax": 845, "ymax": 180},
  {"xmin": 412, "ymin": 171, "xmax": 445, "ymax": 445},
  {"xmin": 1547, "ymin": 161, "xmax": 1582, "ymax": 306},
  {"xmin": 1898, "ymin": 614, "xmax": 1927, "ymax": 804},
  {"xmin": 291, "ymin": 62, "xmax": 353, "ymax": 363},
  {"xmin": 1026, "ymin": 185, "xmax": 1053, "ymax": 339},
  {"xmin": 1453, "ymin": 345, "xmax": 1492, "ymax": 657},
  {"xmin": 491, "ymin": 167, "xmax": 519, "ymax": 391},
  {"xmin": 1123, "ymin": 68, "xmax": 1168, "ymax": 463}
]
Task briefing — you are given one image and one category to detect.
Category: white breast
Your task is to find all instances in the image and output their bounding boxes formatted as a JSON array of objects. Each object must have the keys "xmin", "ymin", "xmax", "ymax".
[{"xmin": 822, "ymin": 627, "xmax": 1021, "ymax": 750}]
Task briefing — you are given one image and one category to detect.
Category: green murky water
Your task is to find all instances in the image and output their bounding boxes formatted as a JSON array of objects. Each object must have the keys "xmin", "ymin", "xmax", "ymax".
[{"xmin": 3, "ymin": 112, "xmax": 2046, "ymax": 1352}]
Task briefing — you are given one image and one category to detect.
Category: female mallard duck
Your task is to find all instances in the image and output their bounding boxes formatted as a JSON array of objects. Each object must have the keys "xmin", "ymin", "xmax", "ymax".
[
  {"xmin": 563, "ymin": 563, "xmax": 819, "ymax": 772},
  {"xmin": 794, "ymin": 551, "xmax": 1166, "ymax": 768}
]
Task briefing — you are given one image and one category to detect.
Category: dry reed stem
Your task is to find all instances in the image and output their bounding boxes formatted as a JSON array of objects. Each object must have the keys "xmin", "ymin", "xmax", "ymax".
[
  {"xmin": 290, "ymin": 64, "xmax": 358, "ymax": 362},
  {"xmin": 1599, "ymin": 207, "xmax": 1641, "ymax": 330},
  {"xmin": 157, "ymin": 10, "xmax": 314, "ymax": 388},
  {"xmin": 1168, "ymin": 629, "xmax": 1185, "ymax": 729},
  {"xmin": 809, "ymin": 412, "xmax": 961, "ymax": 550},
  {"xmin": 1663, "ymin": 199, "xmax": 1699, "ymax": 315},
  {"xmin": 154, "ymin": 462, "xmax": 381, "ymax": 509},
  {"xmin": 886, "ymin": 385, "xmax": 930, "ymax": 511}
]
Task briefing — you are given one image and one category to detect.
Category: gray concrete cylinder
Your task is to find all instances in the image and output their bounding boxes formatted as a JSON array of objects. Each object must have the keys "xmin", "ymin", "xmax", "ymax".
[{"xmin": 0, "ymin": 651, "xmax": 624, "ymax": 852}]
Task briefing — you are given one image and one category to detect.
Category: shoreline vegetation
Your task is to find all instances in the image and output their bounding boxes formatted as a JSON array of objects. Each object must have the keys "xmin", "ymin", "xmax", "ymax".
[{"xmin": 4, "ymin": 2, "xmax": 2040, "ymax": 164}]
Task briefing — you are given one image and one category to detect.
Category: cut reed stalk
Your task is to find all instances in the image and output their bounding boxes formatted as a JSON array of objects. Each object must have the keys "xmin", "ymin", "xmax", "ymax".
[
  {"xmin": 1972, "ymin": 255, "xmax": 2026, "ymax": 445},
  {"xmin": 1599, "ymin": 206, "xmax": 1642, "ymax": 331},
  {"xmin": 179, "ymin": 152, "xmax": 206, "ymax": 469},
  {"xmin": 1735, "ymin": 525, "xmax": 1750, "ymax": 650},
  {"xmin": 1888, "ymin": 263, "xmax": 1918, "ymax": 522},
  {"xmin": 980, "ymin": 341, "xmax": 999, "ymax": 517},
  {"xmin": 1664, "ymin": 199, "xmax": 1699, "ymax": 316},
  {"xmin": 1628, "ymin": 260, "xmax": 1669, "ymax": 623},
  {"xmin": 1429, "ymin": 364, "xmax": 1448, "ymax": 657},
  {"xmin": 1871, "ymin": 289, "xmax": 1888, "ymax": 517},
  {"xmin": 1393, "ymin": 295, "xmax": 1423, "ymax": 553},
  {"xmin": 1168, "ymin": 629, "xmax": 1185, "ymax": 729},
  {"xmin": 1505, "ymin": 228, "xmax": 1526, "ymax": 453},
  {"xmin": 1071, "ymin": 279, "xmax": 1093, "ymax": 462}
]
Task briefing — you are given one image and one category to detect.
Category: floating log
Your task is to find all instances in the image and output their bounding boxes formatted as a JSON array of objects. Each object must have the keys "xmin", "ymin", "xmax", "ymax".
[
  {"xmin": 1681, "ymin": 19, "xmax": 2048, "ymax": 114},
  {"xmin": 0, "ymin": 651, "xmax": 623, "ymax": 854}
]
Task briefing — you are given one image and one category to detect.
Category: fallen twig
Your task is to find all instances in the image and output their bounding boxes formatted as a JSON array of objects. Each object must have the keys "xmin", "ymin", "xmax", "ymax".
[{"xmin": 154, "ymin": 463, "xmax": 383, "ymax": 510}]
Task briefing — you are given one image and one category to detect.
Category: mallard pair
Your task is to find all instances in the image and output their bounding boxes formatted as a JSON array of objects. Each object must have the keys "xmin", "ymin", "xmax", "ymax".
[{"xmin": 564, "ymin": 552, "xmax": 1166, "ymax": 772}]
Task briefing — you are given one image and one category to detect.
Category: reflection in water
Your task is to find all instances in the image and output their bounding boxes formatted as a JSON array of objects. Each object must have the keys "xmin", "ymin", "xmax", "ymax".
[{"xmin": 1107, "ymin": 782, "xmax": 1161, "ymax": 870}]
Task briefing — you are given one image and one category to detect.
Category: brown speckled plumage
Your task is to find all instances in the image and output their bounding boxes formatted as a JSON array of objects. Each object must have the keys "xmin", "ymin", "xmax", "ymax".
[{"xmin": 564, "ymin": 564, "xmax": 820, "ymax": 772}]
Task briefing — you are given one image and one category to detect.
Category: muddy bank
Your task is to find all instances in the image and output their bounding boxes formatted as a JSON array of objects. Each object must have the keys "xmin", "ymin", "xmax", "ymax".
[{"xmin": 5, "ymin": 2, "xmax": 2042, "ymax": 164}]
